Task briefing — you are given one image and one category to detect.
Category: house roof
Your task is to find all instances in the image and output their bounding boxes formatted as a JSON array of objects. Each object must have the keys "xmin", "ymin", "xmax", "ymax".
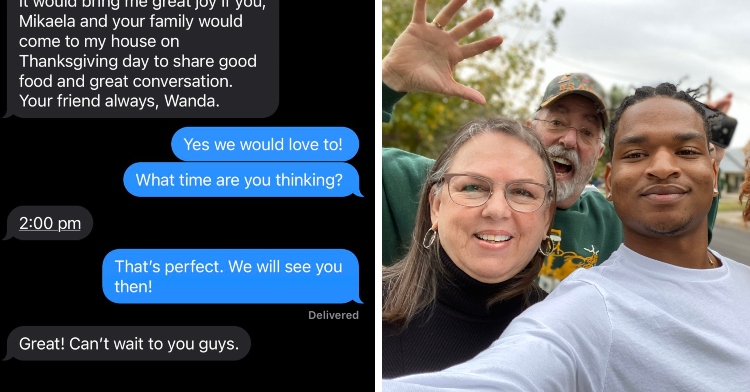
[{"xmin": 720, "ymin": 147, "xmax": 748, "ymax": 174}]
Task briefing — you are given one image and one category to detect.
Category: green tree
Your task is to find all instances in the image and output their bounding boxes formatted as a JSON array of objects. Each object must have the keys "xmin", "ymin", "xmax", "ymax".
[{"xmin": 382, "ymin": 0, "xmax": 565, "ymax": 158}]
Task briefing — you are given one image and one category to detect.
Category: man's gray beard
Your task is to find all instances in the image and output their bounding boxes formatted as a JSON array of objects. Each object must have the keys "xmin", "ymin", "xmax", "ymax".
[{"xmin": 547, "ymin": 144, "xmax": 598, "ymax": 202}]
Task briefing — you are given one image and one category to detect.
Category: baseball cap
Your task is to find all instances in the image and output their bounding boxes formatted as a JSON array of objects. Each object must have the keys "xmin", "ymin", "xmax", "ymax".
[{"xmin": 539, "ymin": 73, "xmax": 609, "ymax": 127}]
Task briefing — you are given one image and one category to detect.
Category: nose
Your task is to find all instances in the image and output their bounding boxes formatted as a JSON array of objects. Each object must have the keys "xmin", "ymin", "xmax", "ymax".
[
  {"xmin": 481, "ymin": 188, "xmax": 513, "ymax": 220},
  {"xmin": 645, "ymin": 149, "xmax": 680, "ymax": 179},
  {"xmin": 557, "ymin": 126, "xmax": 579, "ymax": 149}
]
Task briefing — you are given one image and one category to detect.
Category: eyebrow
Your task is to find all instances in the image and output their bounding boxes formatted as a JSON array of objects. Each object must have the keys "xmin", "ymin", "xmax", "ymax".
[
  {"xmin": 547, "ymin": 106, "xmax": 600, "ymax": 127},
  {"xmin": 548, "ymin": 106, "xmax": 569, "ymax": 114},
  {"xmin": 462, "ymin": 172, "xmax": 543, "ymax": 184},
  {"xmin": 617, "ymin": 131, "xmax": 705, "ymax": 146}
]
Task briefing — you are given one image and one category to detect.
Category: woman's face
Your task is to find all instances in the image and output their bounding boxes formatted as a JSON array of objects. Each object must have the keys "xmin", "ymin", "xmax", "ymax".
[{"xmin": 430, "ymin": 132, "xmax": 552, "ymax": 284}]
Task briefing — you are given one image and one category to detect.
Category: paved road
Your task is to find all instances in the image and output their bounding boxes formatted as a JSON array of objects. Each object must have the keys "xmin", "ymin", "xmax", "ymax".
[{"xmin": 711, "ymin": 225, "xmax": 750, "ymax": 266}]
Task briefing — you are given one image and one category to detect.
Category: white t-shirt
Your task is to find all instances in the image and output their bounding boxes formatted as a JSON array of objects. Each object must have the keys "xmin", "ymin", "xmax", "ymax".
[{"xmin": 384, "ymin": 244, "xmax": 750, "ymax": 391}]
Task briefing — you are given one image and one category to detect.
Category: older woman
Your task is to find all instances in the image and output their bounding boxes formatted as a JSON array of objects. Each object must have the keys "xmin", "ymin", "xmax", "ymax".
[{"xmin": 382, "ymin": 117, "xmax": 557, "ymax": 378}]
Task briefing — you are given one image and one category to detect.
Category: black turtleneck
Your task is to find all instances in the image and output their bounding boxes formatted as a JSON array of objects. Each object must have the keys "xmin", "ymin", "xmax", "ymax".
[{"xmin": 382, "ymin": 247, "xmax": 547, "ymax": 379}]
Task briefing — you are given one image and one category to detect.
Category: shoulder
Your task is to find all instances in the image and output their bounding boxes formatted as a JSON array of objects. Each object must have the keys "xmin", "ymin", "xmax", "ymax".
[
  {"xmin": 553, "ymin": 189, "xmax": 620, "ymax": 226},
  {"xmin": 541, "ymin": 269, "xmax": 608, "ymax": 305},
  {"xmin": 516, "ymin": 270, "xmax": 611, "ymax": 327},
  {"xmin": 720, "ymin": 254, "xmax": 750, "ymax": 277},
  {"xmin": 577, "ymin": 188, "xmax": 610, "ymax": 205},
  {"xmin": 382, "ymin": 148, "xmax": 434, "ymax": 179},
  {"xmin": 501, "ymin": 274, "xmax": 613, "ymax": 355},
  {"xmin": 567, "ymin": 190, "xmax": 618, "ymax": 217},
  {"xmin": 383, "ymin": 148, "xmax": 434, "ymax": 165},
  {"xmin": 527, "ymin": 285, "xmax": 548, "ymax": 304},
  {"xmin": 519, "ymin": 271, "xmax": 611, "ymax": 319}
]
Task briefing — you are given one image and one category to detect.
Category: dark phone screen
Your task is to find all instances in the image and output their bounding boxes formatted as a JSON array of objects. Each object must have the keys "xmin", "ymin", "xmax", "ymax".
[
  {"xmin": 2, "ymin": 1, "xmax": 374, "ymax": 385},
  {"xmin": 704, "ymin": 106, "xmax": 737, "ymax": 148}
]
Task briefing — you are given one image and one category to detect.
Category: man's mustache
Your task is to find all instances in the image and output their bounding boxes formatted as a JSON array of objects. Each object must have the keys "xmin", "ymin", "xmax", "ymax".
[{"xmin": 547, "ymin": 144, "xmax": 580, "ymax": 168}]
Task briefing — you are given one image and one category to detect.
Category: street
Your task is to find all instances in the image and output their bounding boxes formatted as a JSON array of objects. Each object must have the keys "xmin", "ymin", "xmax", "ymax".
[{"xmin": 710, "ymin": 225, "xmax": 750, "ymax": 267}]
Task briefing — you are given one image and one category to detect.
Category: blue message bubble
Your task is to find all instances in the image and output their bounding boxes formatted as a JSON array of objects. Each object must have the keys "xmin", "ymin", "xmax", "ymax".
[
  {"xmin": 171, "ymin": 127, "xmax": 359, "ymax": 161},
  {"xmin": 123, "ymin": 162, "xmax": 362, "ymax": 197},
  {"xmin": 102, "ymin": 249, "xmax": 362, "ymax": 304}
]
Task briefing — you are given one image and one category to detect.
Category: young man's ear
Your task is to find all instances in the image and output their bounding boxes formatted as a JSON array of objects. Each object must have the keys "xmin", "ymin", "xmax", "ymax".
[
  {"xmin": 712, "ymin": 159, "xmax": 719, "ymax": 196},
  {"xmin": 604, "ymin": 162, "xmax": 613, "ymax": 201}
]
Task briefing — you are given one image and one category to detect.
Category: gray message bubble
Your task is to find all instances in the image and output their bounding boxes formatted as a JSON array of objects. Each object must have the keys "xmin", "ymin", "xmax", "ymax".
[
  {"xmin": 4, "ymin": 205, "xmax": 93, "ymax": 240},
  {"xmin": 4, "ymin": 326, "xmax": 251, "ymax": 361},
  {"xmin": 6, "ymin": 0, "xmax": 278, "ymax": 118}
]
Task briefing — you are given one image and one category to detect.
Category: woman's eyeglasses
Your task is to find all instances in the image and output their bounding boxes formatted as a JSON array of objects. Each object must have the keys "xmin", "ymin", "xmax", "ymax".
[{"xmin": 442, "ymin": 174, "xmax": 552, "ymax": 212}]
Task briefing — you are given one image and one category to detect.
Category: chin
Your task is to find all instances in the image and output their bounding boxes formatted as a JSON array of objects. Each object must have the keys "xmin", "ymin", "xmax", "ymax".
[
  {"xmin": 556, "ymin": 180, "xmax": 577, "ymax": 201},
  {"xmin": 469, "ymin": 258, "xmax": 524, "ymax": 284},
  {"xmin": 475, "ymin": 275, "xmax": 512, "ymax": 284},
  {"xmin": 472, "ymin": 267, "xmax": 515, "ymax": 284},
  {"xmin": 638, "ymin": 219, "xmax": 691, "ymax": 237}
]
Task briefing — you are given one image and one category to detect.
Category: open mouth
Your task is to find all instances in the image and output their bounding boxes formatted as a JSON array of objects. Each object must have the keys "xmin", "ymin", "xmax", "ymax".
[
  {"xmin": 552, "ymin": 157, "xmax": 573, "ymax": 176},
  {"xmin": 475, "ymin": 234, "xmax": 511, "ymax": 243}
]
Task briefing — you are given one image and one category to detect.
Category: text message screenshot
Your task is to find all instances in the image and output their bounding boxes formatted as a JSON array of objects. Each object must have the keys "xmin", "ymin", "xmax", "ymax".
[{"xmin": 2, "ymin": 0, "xmax": 374, "ymax": 384}]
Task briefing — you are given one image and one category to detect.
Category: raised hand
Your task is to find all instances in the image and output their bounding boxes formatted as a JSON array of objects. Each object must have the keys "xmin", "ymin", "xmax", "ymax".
[
  {"xmin": 382, "ymin": 0, "xmax": 503, "ymax": 105},
  {"xmin": 706, "ymin": 92, "xmax": 733, "ymax": 114}
]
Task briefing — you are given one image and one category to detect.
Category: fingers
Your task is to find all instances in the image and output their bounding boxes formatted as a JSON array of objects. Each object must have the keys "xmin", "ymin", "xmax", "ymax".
[
  {"xmin": 460, "ymin": 36, "xmax": 504, "ymax": 60},
  {"xmin": 716, "ymin": 92, "xmax": 733, "ymax": 113},
  {"xmin": 453, "ymin": 85, "xmax": 486, "ymax": 105},
  {"xmin": 706, "ymin": 92, "xmax": 733, "ymax": 113},
  {"xmin": 449, "ymin": 8, "xmax": 494, "ymax": 41},
  {"xmin": 442, "ymin": 81, "xmax": 485, "ymax": 105},
  {"xmin": 412, "ymin": 0, "xmax": 427, "ymax": 24},
  {"xmin": 432, "ymin": 0, "xmax": 468, "ymax": 27}
]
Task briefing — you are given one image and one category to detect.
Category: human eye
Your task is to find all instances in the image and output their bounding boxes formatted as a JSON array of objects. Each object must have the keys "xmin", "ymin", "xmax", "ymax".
[
  {"xmin": 677, "ymin": 148, "xmax": 701, "ymax": 157},
  {"xmin": 543, "ymin": 119, "xmax": 567, "ymax": 133},
  {"xmin": 453, "ymin": 176, "xmax": 490, "ymax": 193},
  {"xmin": 462, "ymin": 183, "xmax": 487, "ymax": 192},
  {"xmin": 622, "ymin": 151, "xmax": 645, "ymax": 159},
  {"xmin": 578, "ymin": 129, "xmax": 599, "ymax": 145},
  {"xmin": 508, "ymin": 183, "xmax": 542, "ymax": 200}
]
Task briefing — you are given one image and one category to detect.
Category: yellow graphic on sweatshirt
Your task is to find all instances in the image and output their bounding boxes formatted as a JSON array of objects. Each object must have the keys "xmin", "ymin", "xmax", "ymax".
[{"xmin": 538, "ymin": 229, "xmax": 599, "ymax": 292}]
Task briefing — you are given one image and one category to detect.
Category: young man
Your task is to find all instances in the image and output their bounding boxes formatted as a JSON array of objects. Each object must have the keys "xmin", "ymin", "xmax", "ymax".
[
  {"xmin": 382, "ymin": 0, "xmax": 720, "ymax": 292},
  {"xmin": 382, "ymin": 82, "xmax": 750, "ymax": 391}
]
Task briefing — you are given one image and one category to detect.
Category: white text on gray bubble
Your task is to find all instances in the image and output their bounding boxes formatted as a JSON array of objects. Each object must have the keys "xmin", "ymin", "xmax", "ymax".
[
  {"xmin": 24, "ymin": 0, "xmax": 257, "ymax": 12},
  {"xmin": 18, "ymin": 336, "xmax": 236, "ymax": 353},
  {"xmin": 150, "ymin": 0, "xmax": 217, "ymax": 12},
  {"xmin": 168, "ymin": 339, "xmax": 236, "ymax": 353},
  {"xmin": 20, "ymin": 336, "xmax": 110, "ymax": 350}
]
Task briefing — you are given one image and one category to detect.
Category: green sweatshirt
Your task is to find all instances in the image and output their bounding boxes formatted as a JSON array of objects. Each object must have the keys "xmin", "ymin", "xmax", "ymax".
[{"xmin": 382, "ymin": 83, "xmax": 718, "ymax": 292}]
